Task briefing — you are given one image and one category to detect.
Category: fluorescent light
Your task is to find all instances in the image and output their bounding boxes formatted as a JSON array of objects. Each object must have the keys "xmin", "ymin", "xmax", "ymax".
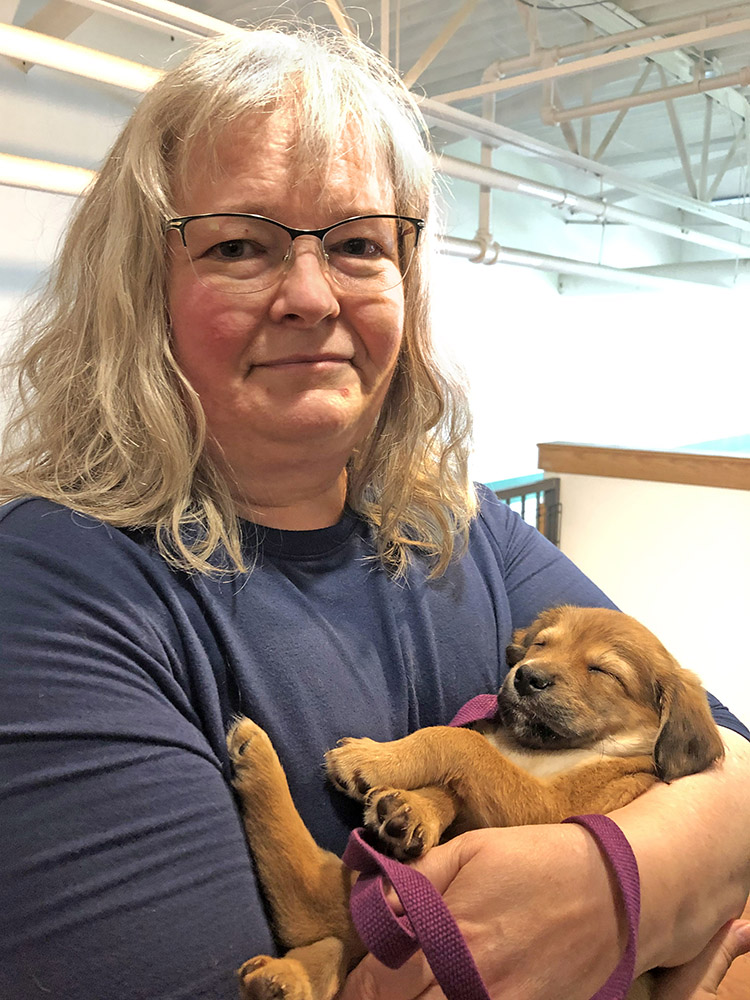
[
  {"xmin": 0, "ymin": 153, "xmax": 96, "ymax": 196},
  {"xmin": 0, "ymin": 22, "xmax": 162, "ymax": 93}
]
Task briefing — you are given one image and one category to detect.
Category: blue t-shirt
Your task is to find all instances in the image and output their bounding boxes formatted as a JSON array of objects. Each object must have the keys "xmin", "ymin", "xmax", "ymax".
[{"xmin": 1, "ymin": 486, "xmax": 746, "ymax": 999}]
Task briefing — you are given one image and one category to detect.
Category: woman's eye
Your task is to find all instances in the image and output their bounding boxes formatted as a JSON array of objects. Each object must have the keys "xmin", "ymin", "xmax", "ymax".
[
  {"xmin": 330, "ymin": 237, "xmax": 384, "ymax": 258},
  {"xmin": 206, "ymin": 239, "xmax": 262, "ymax": 261}
]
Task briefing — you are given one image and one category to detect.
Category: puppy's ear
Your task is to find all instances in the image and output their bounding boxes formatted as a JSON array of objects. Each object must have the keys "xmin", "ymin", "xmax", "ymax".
[
  {"xmin": 506, "ymin": 643, "xmax": 527, "ymax": 667},
  {"xmin": 654, "ymin": 667, "xmax": 725, "ymax": 782}
]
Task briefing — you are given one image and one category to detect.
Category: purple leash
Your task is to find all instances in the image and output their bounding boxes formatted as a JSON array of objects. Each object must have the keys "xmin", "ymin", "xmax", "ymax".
[{"xmin": 344, "ymin": 695, "xmax": 641, "ymax": 1000}]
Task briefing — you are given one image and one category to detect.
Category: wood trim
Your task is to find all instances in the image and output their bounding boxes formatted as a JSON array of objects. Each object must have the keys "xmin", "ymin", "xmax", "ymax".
[{"xmin": 537, "ymin": 442, "xmax": 750, "ymax": 491}]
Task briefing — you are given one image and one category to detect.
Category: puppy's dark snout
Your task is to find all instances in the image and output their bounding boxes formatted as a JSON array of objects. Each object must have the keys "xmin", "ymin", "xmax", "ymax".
[{"xmin": 514, "ymin": 664, "xmax": 555, "ymax": 697}]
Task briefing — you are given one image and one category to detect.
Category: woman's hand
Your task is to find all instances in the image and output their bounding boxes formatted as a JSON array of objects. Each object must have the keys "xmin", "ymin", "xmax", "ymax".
[
  {"xmin": 339, "ymin": 822, "xmax": 629, "ymax": 1000},
  {"xmin": 652, "ymin": 919, "xmax": 750, "ymax": 1000}
]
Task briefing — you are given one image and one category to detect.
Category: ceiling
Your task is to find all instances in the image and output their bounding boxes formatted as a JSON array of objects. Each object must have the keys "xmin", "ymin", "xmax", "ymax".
[
  {"xmin": 172, "ymin": 0, "xmax": 750, "ymax": 205},
  {"xmin": 3, "ymin": 0, "xmax": 750, "ymax": 283}
]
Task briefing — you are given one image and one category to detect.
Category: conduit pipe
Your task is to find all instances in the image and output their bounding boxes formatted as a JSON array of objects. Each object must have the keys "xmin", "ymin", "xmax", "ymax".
[
  {"xmin": 420, "ymin": 97, "xmax": 750, "ymax": 237},
  {"xmin": 436, "ymin": 153, "xmax": 750, "ymax": 258},
  {"xmin": 439, "ymin": 236, "xmax": 700, "ymax": 290}
]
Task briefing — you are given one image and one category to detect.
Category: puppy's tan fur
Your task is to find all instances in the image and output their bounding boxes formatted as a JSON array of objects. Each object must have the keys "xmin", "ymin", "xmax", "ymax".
[{"xmin": 228, "ymin": 606, "xmax": 725, "ymax": 1000}]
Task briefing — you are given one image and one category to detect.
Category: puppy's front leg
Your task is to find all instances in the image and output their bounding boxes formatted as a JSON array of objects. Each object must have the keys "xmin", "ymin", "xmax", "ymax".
[{"xmin": 326, "ymin": 726, "xmax": 490, "ymax": 803}]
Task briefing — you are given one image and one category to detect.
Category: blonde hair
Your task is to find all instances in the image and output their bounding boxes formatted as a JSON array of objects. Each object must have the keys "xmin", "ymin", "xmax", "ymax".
[{"xmin": 0, "ymin": 26, "xmax": 476, "ymax": 577}]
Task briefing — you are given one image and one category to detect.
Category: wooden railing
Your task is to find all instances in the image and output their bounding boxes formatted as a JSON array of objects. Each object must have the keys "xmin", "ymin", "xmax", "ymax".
[{"xmin": 537, "ymin": 442, "xmax": 750, "ymax": 491}]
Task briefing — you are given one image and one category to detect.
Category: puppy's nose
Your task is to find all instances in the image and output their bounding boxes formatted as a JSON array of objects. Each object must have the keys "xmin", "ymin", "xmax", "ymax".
[{"xmin": 514, "ymin": 664, "xmax": 555, "ymax": 697}]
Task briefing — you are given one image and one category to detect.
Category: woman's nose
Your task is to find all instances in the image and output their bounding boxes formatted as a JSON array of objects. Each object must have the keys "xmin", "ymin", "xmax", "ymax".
[{"xmin": 268, "ymin": 237, "xmax": 341, "ymax": 325}]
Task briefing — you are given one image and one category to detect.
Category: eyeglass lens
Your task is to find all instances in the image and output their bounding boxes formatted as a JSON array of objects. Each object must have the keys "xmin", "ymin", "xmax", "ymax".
[{"xmin": 172, "ymin": 216, "xmax": 419, "ymax": 294}]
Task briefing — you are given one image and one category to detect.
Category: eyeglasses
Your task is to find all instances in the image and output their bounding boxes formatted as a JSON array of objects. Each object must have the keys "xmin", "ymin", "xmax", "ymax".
[{"xmin": 165, "ymin": 213, "xmax": 425, "ymax": 294}]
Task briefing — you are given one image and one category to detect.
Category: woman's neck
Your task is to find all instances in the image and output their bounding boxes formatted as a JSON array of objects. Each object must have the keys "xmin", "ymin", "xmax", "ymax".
[{"xmin": 233, "ymin": 469, "xmax": 348, "ymax": 530}]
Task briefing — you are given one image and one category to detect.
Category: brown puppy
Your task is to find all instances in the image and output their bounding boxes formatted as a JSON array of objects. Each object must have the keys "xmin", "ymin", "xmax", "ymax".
[{"xmin": 227, "ymin": 605, "xmax": 725, "ymax": 1000}]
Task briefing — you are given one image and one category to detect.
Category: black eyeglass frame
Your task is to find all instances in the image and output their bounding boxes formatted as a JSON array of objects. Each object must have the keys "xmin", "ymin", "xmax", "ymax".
[{"xmin": 165, "ymin": 212, "xmax": 425, "ymax": 268}]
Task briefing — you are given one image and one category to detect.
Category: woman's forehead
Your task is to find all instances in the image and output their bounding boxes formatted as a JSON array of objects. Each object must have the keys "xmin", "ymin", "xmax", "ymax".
[{"xmin": 173, "ymin": 109, "xmax": 396, "ymax": 222}]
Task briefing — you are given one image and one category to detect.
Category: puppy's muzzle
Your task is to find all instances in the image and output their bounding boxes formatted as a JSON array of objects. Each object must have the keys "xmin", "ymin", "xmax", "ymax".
[{"xmin": 514, "ymin": 664, "xmax": 556, "ymax": 698}]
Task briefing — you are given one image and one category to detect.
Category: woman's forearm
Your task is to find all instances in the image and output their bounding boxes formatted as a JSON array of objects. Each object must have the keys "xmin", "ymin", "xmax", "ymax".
[{"xmin": 611, "ymin": 728, "xmax": 750, "ymax": 974}]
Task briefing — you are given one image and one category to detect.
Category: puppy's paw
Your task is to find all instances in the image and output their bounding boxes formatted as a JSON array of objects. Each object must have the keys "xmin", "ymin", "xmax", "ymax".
[
  {"xmin": 227, "ymin": 716, "xmax": 271, "ymax": 765},
  {"xmin": 324, "ymin": 737, "xmax": 394, "ymax": 801},
  {"xmin": 237, "ymin": 956, "xmax": 313, "ymax": 1000},
  {"xmin": 363, "ymin": 787, "xmax": 439, "ymax": 860},
  {"xmin": 226, "ymin": 717, "xmax": 283, "ymax": 803}
]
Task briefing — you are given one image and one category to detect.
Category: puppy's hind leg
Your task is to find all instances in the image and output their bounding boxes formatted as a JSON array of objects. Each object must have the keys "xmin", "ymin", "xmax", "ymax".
[{"xmin": 227, "ymin": 719, "xmax": 362, "ymax": 997}]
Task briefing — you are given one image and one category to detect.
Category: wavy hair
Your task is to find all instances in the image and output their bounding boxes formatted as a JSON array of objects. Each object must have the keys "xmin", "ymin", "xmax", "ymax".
[{"xmin": 0, "ymin": 25, "xmax": 476, "ymax": 577}]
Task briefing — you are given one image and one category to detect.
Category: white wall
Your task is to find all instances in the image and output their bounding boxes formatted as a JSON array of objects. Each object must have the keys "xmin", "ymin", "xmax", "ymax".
[
  {"xmin": 550, "ymin": 472, "xmax": 750, "ymax": 728},
  {"xmin": 430, "ymin": 248, "xmax": 750, "ymax": 485}
]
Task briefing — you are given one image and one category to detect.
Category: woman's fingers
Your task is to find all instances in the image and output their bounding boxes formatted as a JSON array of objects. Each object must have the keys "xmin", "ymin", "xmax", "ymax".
[{"xmin": 652, "ymin": 919, "xmax": 750, "ymax": 1000}]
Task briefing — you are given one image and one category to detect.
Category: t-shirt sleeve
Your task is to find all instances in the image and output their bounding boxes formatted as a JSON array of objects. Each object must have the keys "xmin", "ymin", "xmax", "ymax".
[
  {"xmin": 0, "ymin": 503, "xmax": 274, "ymax": 1000},
  {"xmin": 475, "ymin": 486, "xmax": 750, "ymax": 743}
]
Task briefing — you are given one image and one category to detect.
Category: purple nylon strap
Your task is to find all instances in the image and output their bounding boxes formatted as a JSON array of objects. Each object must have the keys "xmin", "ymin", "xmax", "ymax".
[
  {"xmin": 344, "ymin": 696, "xmax": 642, "ymax": 1000},
  {"xmin": 562, "ymin": 814, "xmax": 641, "ymax": 1000}
]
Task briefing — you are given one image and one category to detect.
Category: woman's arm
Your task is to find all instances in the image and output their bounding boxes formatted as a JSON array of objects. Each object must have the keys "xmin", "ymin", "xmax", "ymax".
[
  {"xmin": 339, "ymin": 728, "xmax": 750, "ymax": 1000},
  {"xmin": 615, "ymin": 728, "xmax": 750, "ymax": 973}
]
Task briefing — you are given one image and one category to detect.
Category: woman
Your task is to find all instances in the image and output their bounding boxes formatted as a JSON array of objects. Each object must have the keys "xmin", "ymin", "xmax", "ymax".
[{"xmin": 1, "ymin": 27, "xmax": 748, "ymax": 1000}]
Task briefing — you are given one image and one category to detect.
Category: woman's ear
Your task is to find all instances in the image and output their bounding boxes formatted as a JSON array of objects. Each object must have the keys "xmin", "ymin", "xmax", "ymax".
[{"xmin": 654, "ymin": 667, "xmax": 725, "ymax": 782}]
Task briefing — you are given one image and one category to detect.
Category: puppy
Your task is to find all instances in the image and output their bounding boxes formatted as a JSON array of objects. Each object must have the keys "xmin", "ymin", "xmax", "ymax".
[{"xmin": 227, "ymin": 605, "xmax": 725, "ymax": 1000}]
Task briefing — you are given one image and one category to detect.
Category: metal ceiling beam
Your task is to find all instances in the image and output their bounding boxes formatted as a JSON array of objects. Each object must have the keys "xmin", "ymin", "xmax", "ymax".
[
  {"xmin": 432, "ymin": 18, "xmax": 750, "ymax": 103},
  {"xmin": 380, "ymin": 0, "xmax": 388, "ymax": 59},
  {"xmin": 323, "ymin": 0, "xmax": 355, "ymax": 38},
  {"xmin": 402, "ymin": 0, "xmax": 480, "ymax": 90},
  {"xmin": 65, "ymin": 0, "xmax": 244, "ymax": 39},
  {"xmin": 699, "ymin": 98, "xmax": 714, "ymax": 202},
  {"xmin": 484, "ymin": 5, "xmax": 750, "ymax": 80},
  {"xmin": 20, "ymin": 0, "xmax": 91, "ymax": 39},
  {"xmin": 545, "ymin": 65, "xmax": 750, "ymax": 123},
  {"xmin": 0, "ymin": 0, "xmax": 20, "ymax": 21},
  {"xmin": 594, "ymin": 63, "xmax": 653, "ymax": 161},
  {"xmin": 707, "ymin": 126, "xmax": 746, "ymax": 201},
  {"xmin": 541, "ymin": 0, "xmax": 750, "ymax": 122},
  {"xmin": 420, "ymin": 97, "xmax": 750, "ymax": 235}
]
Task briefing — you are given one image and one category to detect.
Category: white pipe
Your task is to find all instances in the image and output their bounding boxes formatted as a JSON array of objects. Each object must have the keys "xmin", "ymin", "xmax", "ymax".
[
  {"xmin": 420, "ymin": 97, "xmax": 750, "ymax": 237},
  {"xmin": 0, "ymin": 22, "xmax": 162, "ymax": 91},
  {"xmin": 438, "ymin": 236, "xmax": 700, "ymax": 290},
  {"xmin": 437, "ymin": 153, "xmax": 750, "ymax": 258}
]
